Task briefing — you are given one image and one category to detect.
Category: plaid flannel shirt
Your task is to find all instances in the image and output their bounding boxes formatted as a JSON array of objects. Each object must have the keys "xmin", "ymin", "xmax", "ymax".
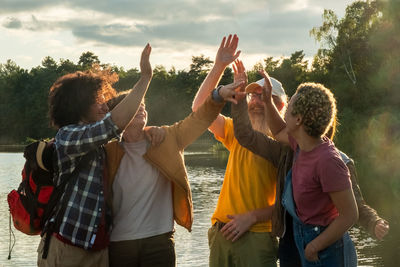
[{"xmin": 53, "ymin": 113, "xmax": 120, "ymax": 249}]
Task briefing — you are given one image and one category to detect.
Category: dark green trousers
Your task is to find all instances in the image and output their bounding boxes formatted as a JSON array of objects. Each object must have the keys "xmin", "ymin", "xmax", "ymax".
[{"xmin": 109, "ymin": 231, "xmax": 175, "ymax": 267}]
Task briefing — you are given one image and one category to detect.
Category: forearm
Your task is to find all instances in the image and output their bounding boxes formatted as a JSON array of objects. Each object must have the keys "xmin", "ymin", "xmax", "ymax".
[
  {"xmin": 249, "ymin": 206, "xmax": 274, "ymax": 224},
  {"xmin": 310, "ymin": 189, "xmax": 358, "ymax": 252},
  {"xmin": 111, "ymin": 75, "xmax": 151, "ymax": 130},
  {"xmin": 310, "ymin": 214, "xmax": 356, "ymax": 252},
  {"xmin": 354, "ymin": 185, "xmax": 380, "ymax": 235},
  {"xmin": 175, "ymin": 94, "xmax": 226, "ymax": 149},
  {"xmin": 232, "ymin": 99, "xmax": 281, "ymax": 166},
  {"xmin": 265, "ymin": 102, "xmax": 286, "ymax": 136},
  {"xmin": 358, "ymin": 201, "xmax": 381, "ymax": 236},
  {"xmin": 57, "ymin": 114, "xmax": 120, "ymax": 157},
  {"xmin": 192, "ymin": 64, "xmax": 226, "ymax": 111},
  {"xmin": 348, "ymin": 163, "xmax": 381, "ymax": 236},
  {"xmin": 232, "ymin": 99, "xmax": 255, "ymax": 145}
]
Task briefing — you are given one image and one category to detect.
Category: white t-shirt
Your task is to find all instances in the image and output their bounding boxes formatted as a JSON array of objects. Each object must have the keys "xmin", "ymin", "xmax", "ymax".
[{"xmin": 110, "ymin": 139, "xmax": 174, "ymax": 241}]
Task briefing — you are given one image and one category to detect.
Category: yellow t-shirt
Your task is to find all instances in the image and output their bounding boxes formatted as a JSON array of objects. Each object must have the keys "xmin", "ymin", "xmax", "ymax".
[{"xmin": 211, "ymin": 117, "xmax": 277, "ymax": 232}]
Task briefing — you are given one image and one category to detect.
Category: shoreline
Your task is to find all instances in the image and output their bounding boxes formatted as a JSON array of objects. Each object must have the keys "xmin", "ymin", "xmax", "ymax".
[
  {"xmin": 0, "ymin": 137, "xmax": 219, "ymax": 153},
  {"xmin": 0, "ymin": 145, "xmax": 25, "ymax": 152}
]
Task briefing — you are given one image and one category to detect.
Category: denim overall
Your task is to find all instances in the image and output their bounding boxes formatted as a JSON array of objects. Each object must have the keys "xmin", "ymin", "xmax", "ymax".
[{"xmin": 281, "ymin": 169, "xmax": 358, "ymax": 267}]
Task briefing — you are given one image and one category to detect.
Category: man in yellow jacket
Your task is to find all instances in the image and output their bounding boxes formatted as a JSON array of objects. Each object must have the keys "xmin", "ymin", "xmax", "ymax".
[{"xmin": 105, "ymin": 79, "xmax": 242, "ymax": 266}]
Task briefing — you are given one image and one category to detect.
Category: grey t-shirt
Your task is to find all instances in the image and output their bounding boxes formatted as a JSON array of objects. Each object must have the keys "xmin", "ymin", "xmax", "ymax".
[{"xmin": 110, "ymin": 139, "xmax": 173, "ymax": 241}]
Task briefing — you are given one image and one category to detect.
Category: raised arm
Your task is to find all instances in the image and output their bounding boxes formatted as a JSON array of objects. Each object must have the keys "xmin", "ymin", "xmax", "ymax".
[
  {"xmin": 347, "ymin": 161, "xmax": 389, "ymax": 240},
  {"xmin": 230, "ymin": 60, "xmax": 283, "ymax": 167},
  {"xmin": 232, "ymin": 99, "xmax": 283, "ymax": 167},
  {"xmin": 111, "ymin": 44, "xmax": 152, "ymax": 130},
  {"xmin": 192, "ymin": 34, "xmax": 241, "ymax": 138},
  {"xmin": 259, "ymin": 70, "xmax": 289, "ymax": 144}
]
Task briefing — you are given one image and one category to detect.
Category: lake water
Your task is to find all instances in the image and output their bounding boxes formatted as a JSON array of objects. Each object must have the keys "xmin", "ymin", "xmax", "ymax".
[{"xmin": 0, "ymin": 152, "xmax": 385, "ymax": 266}]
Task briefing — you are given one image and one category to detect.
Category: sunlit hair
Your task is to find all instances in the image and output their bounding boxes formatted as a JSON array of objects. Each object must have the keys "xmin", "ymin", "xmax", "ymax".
[
  {"xmin": 325, "ymin": 116, "xmax": 338, "ymax": 140},
  {"xmin": 291, "ymin": 82, "xmax": 337, "ymax": 138},
  {"xmin": 48, "ymin": 68, "xmax": 118, "ymax": 129}
]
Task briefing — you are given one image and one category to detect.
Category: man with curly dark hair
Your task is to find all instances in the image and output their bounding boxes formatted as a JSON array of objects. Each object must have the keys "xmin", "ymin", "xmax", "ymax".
[{"xmin": 37, "ymin": 44, "xmax": 153, "ymax": 267}]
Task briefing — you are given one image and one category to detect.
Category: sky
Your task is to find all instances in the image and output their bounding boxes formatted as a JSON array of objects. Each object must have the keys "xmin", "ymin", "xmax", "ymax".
[{"xmin": 0, "ymin": 0, "xmax": 356, "ymax": 71}]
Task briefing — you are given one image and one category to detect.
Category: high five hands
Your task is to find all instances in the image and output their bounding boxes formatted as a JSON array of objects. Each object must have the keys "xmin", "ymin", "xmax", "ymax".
[
  {"xmin": 218, "ymin": 59, "xmax": 248, "ymax": 104},
  {"xmin": 218, "ymin": 80, "xmax": 246, "ymax": 104},
  {"xmin": 233, "ymin": 59, "xmax": 248, "ymax": 96},
  {"xmin": 258, "ymin": 69, "xmax": 273, "ymax": 105}
]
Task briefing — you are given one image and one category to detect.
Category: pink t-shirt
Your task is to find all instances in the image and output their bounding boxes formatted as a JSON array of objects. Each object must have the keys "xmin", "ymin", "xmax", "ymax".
[{"xmin": 289, "ymin": 135, "xmax": 351, "ymax": 226}]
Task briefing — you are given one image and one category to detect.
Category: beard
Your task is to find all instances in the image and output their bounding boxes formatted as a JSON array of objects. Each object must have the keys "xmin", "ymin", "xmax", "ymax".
[{"xmin": 249, "ymin": 111, "xmax": 273, "ymax": 137}]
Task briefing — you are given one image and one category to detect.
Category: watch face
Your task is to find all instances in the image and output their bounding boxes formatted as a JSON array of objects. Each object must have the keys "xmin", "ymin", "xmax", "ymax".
[{"xmin": 212, "ymin": 88, "xmax": 223, "ymax": 102}]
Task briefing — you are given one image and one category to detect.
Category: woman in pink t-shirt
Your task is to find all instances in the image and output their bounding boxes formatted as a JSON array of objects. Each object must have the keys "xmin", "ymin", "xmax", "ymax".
[{"xmin": 259, "ymin": 70, "xmax": 358, "ymax": 267}]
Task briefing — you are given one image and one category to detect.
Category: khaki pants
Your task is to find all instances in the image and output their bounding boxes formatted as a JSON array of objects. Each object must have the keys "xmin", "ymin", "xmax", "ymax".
[
  {"xmin": 37, "ymin": 235, "xmax": 108, "ymax": 267},
  {"xmin": 109, "ymin": 232, "xmax": 175, "ymax": 267},
  {"xmin": 208, "ymin": 224, "xmax": 278, "ymax": 267}
]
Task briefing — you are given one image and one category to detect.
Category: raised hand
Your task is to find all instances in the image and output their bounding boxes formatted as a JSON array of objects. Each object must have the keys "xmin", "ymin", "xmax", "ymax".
[
  {"xmin": 258, "ymin": 70, "xmax": 273, "ymax": 105},
  {"xmin": 218, "ymin": 80, "xmax": 246, "ymax": 104},
  {"xmin": 233, "ymin": 59, "xmax": 248, "ymax": 97},
  {"xmin": 140, "ymin": 43, "xmax": 152, "ymax": 79},
  {"xmin": 215, "ymin": 34, "xmax": 241, "ymax": 68}
]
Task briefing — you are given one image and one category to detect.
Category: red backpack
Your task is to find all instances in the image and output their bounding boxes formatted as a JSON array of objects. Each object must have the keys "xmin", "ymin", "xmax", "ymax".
[
  {"xmin": 7, "ymin": 140, "xmax": 89, "ymax": 259},
  {"xmin": 7, "ymin": 140, "xmax": 56, "ymax": 235}
]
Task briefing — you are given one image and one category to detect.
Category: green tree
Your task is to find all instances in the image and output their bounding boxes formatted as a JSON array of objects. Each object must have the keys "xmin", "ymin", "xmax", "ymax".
[
  {"xmin": 58, "ymin": 59, "xmax": 78, "ymax": 74},
  {"xmin": 271, "ymin": 51, "xmax": 309, "ymax": 96},
  {"xmin": 311, "ymin": 3, "xmax": 400, "ymax": 264},
  {"xmin": 41, "ymin": 56, "xmax": 57, "ymax": 70},
  {"xmin": 78, "ymin": 51, "xmax": 100, "ymax": 69}
]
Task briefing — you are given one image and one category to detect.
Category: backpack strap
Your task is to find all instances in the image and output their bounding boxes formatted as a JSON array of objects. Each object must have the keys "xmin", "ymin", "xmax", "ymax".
[
  {"xmin": 36, "ymin": 141, "xmax": 49, "ymax": 172},
  {"xmin": 339, "ymin": 150, "xmax": 353, "ymax": 165}
]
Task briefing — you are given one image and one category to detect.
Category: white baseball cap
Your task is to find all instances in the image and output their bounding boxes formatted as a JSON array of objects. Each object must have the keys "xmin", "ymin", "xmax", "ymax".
[{"xmin": 245, "ymin": 77, "xmax": 286, "ymax": 98}]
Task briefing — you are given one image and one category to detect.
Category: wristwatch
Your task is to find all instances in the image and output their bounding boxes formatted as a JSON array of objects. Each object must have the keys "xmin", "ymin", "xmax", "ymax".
[{"xmin": 212, "ymin": 85, "xmax": 224, "ymax": 103}]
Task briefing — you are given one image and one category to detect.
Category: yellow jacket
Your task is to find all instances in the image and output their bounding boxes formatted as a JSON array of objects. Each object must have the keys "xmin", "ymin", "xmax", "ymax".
[{"xmin": 105, "ymin": 95, "xmax": 224, "ymax": 231}]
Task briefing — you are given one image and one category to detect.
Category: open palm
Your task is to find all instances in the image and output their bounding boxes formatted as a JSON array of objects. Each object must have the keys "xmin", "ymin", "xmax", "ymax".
[{"xmin": 215, "ymin": 34, "xmax": 241, "ymax": 67}]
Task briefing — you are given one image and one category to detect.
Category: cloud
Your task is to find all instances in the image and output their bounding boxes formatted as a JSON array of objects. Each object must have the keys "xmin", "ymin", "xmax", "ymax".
[
  {"xmin": 2, "ymin": 17, "xmax": 22, "ymax": 29},
  {"xmin": 0, "ymin": 0, "xmax": 356, "ymax": 69},
  {"xmin": 2, "ymin": 5, "xmax": 320, "ymax": 49}
]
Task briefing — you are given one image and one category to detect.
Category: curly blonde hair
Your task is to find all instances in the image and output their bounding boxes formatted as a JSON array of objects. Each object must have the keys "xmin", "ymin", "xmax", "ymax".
[{"xmin": 291, "ymin": 82, "xmax": 337, "ymax": 138}]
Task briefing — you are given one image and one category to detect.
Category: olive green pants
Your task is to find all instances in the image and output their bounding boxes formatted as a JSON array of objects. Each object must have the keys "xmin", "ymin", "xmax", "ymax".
[{"xmin": 208, "ymin": 225, "xmax": 278, "ymax": 267}]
